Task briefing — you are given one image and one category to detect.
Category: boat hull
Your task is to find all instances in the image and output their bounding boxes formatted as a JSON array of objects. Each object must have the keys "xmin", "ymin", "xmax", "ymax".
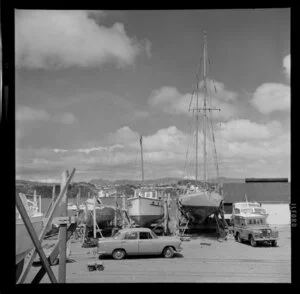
[
  {"xmin": 127, "ymin": 197, "xmax": 164, "ymax": 227},
  {"xmin": 16, "ymin": 215, "xmax": 44, "ymax": 265},
  {"xmin": 84, "ymin": 206, "xmax": 116, "ymax": 228},
  {"xmin": 178, "ymin": 190, "xmax": 223, "ymax": 224}
]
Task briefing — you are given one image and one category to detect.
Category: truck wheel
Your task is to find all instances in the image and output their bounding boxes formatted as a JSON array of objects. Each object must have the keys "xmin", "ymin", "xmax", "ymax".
[
  {"xmin": 271, "ymin": 240, "xmax": 277, "ymax": 247},
  {"xmin": 112, "ymin": 249, "xmax": 126, "ymax": 260},
  {"xmin": 163, "ymin": 246, "xmax": 175, "ymax": 258},
  {"xmin": 250, "ymin": 236, "xmax": 256, "ymax": 247}
]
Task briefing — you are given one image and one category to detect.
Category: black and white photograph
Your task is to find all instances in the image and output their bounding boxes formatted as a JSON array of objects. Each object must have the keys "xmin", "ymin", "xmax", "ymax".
[{"xmin": 7, "ymin": 8, "xmax": 292, "ymax": 283}]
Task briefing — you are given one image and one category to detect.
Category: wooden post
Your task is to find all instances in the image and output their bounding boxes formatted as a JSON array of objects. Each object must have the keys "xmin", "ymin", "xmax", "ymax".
[
  {"xmin": 32, "ymin": 223, "xmax": 77, "ymax": 284},
  {"xmin": 39, "ymin": 195, "xmax": 42, "ymax": 214},
  {"xmin": 33, "ymin": 190, "xmax": 37, "ymax": 205},
  {"xmin": 114, "ymin": 195, "xmax": 117, "ymax": 228},
  {"xmin": 52, "ymin": 184, "xmax": 55, "ymax": 204},
  {"xmin": 18, "ymin": 168, "xmax": 76, "ymax": 284},
  {"xmin": 16, "ymin": 194, "xmax": 57, "ymax": 283},
  {"xmin": 122, "ymin": 195, "xmax": 126, "ymax": 229},
  {"xmin": 93, "ymin": 195, "xmax": 97, "ymax": 238},
  {"xmin": 77, "ymin": 187, "xmax": 80, "ymax": 208},
  {"xmin": 163, "ymin": 197, "xmax": 168, "ymax": 235},
  {"xmin": 58, "ymin": 170, "xmax": 69, "ymax": 283}
]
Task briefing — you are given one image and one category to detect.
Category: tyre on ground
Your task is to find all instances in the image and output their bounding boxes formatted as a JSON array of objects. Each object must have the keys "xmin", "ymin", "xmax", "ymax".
[
  {"xmin": 112, "ymin": 249, "xmax": 126, "ymax": 260},
  {"xmin": 163, "ymin": 246, "xmax": 175, "ymax": 258}
]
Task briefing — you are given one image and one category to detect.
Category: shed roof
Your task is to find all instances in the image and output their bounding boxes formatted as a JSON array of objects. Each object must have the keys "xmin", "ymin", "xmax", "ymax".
[{"xmin": 222, "ymin": 182, "xmax": 290, "ymax": 203}]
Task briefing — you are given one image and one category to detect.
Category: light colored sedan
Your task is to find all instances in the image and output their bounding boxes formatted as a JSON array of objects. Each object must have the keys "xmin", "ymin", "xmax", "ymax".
[{"xmin": 97, "ymin": 227, "xmax": 182, "ymax": 260}]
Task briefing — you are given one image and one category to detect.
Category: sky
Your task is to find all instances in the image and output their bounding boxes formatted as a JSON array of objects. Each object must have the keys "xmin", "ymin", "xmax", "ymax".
[{"xmin": 15, "ymin": 9, "xmax": 290, "ymax": 183}]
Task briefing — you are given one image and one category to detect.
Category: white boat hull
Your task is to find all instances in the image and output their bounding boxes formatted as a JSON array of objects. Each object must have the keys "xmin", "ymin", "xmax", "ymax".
[
  {"xmin": 127, "ymin": 197, "xmax": 164, "ymax": 227},
  {"xmin": 16, "ymin": 215, "xmax": 44, "ymax": 264}
]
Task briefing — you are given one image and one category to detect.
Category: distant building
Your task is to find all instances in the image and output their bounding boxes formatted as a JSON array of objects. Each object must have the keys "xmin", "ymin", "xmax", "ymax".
[{"xmin": 222, "ymin": 178, "xmax": 290, "ymax": 226}]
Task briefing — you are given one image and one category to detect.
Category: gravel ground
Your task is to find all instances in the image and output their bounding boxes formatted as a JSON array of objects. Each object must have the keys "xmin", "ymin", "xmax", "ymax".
[{"xmin": 23, "ymin": 226, "xmax": 291, "ymax": 283}]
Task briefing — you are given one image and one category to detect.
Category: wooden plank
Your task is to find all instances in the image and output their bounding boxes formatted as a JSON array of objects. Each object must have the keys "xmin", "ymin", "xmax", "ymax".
[
  {"xmin": 93, "ymin": 195, "xmax": 96, "ymax": 238},
  {"xmin": 18, "ymin": 168, "xmax": 76, "ymax": 284},
  {"xmin": 58, "ymin": 170, "xmax": 69, "ymax": 283},
  {"xmin": 16, "ymin": 194, "xmax": 57, "ymax": 283},
  {"xmin": 32, "ymin": 223, "xmax": 77, "ymax": 284}
]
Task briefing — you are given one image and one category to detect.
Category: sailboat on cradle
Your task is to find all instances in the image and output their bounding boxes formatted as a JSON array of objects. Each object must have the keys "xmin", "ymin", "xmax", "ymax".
[
  {"xmin": 177, "ymin": 31, "xmax": 224, "ymax": 225},
  {"xmin": 127, "ymin": 135, "xmax": 164, "ymax": 227}
]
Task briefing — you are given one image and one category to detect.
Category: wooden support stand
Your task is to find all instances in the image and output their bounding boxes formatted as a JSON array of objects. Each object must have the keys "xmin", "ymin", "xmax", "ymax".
[{"xmin": 17, "ymin": 168, "xmax": 76, "ymax": 284}]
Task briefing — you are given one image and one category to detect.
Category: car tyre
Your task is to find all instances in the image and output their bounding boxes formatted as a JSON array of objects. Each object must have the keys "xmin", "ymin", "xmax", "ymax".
[
  {"xmin": 112, "ymin": 249, "xmax": 126, "ymax": 260},
  {"xmin": 163, "ymin": 246, "xmax": 175, "ymax": 258},
  {"xmin": 250, "ymin": 235, "xmax": 256, "ymax": 247},
  {"xmin": 235, "ymin": 232, "xmax": 242, "ymax": 243},
  {"xmin": 271, "ymin": 240, "xmax": 277, "ymax": 247}
]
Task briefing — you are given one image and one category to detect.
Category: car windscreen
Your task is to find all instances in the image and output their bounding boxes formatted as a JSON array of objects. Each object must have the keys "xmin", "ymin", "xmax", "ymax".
[
  {"xmin": 150, "ymin": 230, "xmax": 158, "ymax": 239},
  {"xmin": 113, "ymin": 231, "xmax": 122, "ymax": 239}
]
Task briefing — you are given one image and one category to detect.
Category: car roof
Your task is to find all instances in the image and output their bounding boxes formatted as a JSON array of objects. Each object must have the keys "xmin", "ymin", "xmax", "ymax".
[{"xmin": 119, "ymin": 227, "xmax": 152, "ymax": 233}]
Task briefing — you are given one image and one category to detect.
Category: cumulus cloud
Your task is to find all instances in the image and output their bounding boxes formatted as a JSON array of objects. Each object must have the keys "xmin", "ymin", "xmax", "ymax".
[
  {"xmin": 216, "ymin": 119, "xmax": 282, "ymax": 141},
  {"xmin": 148, "ymin": 80, "xmax": 239, "ymax": 120},
  {"xmin": 16, "ymin": 106, "xmax": 77, "ymax": 124},
  {"xmin": 283, "ymin": 54, "xmax": 290, "ymax": 80},
  {"xmin": 16, "ymin": 121, "xmax": 290, "ymax": 181},
  {"xmin": 15, "ymin": 10, "xmax": 151, "ymax": 69},
  {"xmin": 250, "ymin": 83, "xmax": 290, "ymax": 114}
]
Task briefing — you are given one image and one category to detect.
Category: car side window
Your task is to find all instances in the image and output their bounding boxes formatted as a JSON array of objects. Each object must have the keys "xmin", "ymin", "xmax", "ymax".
[
  {"xmin": 125, "ymin": 232, "xmax": 138, "ymax": 240},
  {"xmin": 139, "ymin": 232, "xmax": 152, "ymax": 239}
]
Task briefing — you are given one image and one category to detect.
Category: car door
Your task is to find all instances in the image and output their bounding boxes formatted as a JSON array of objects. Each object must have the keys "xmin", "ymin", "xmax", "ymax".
[
  {"xmin": 121, "ymin": 231, "xmax": 139, "ymax": 255},
  {"xmin": 138, "ymin": 231, "xmax": 157, "ymax": 255}
]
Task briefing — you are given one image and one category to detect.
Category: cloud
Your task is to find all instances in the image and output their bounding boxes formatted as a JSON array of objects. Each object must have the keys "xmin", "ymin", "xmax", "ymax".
[
  {"xmin": 108, "ymin": 126, "xmax": 140, "ymax": 144},
  {"xmin": 250, "ymin": 83, "xmax": 290, "ymax": 114},
  {"xmin": 132, "ymin": 110, "xmax": 149, "ymax": 119},
  {"xmin": 16, "ymin": 121, "xmax": 290, "ymax": 180},
  {"xmin": 283, "ymin": 54, "xmax": 290, "ymax": 80},
  {"xmin": 16, "ymin": 106, "xmax": 77, "ymax": 125},
  {"xmin": 16, "ymin": 106, "xmax": 50, "ymax": 121},
  {"xmin": 53, "ymin": 144, "xmax": 124, "ymax": 154},
  {"xmin": 148, "ymin": 80, "xmax": 239, "ymax": 120},
  {"xmin": 15, "ymin": 10, "xmax": 151, "ymax": 69},
  {"xmin": 54, "ymin": 112, "xmax": 76, "ymax": 124},
  {"xmin": 217, "ymin": 119, "xmax": 282, "ymax": 142}
]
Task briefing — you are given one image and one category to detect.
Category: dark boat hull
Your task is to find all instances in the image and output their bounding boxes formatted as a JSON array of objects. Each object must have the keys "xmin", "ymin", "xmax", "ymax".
[
  {"xmin": 178, "ymin": 190, "xmax": 223, "ymax": 224},
  {"xmin": 83, "ymin": 206, "xmax": 116, "ymax": 228},
  {"xmin": 129, "ymin": 214, "xmax": 164, "ymax": 227}
]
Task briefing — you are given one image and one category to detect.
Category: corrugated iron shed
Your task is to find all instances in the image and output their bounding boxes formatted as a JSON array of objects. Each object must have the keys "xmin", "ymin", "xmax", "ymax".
[{"xmin": 223, "ymin": 182, "xmax": 290, "ymax": 203}]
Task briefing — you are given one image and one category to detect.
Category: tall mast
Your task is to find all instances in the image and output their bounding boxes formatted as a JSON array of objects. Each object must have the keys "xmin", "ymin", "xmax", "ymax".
[
  {"xmin": 203, "ymin": 31, "xmax": 207, "ymax": 184},
  {"xmin": 192, "ymin": 31, "xmax": 220, "ymax": 186},
  {"xmin": 140, "ymin": 135, "xmax": 144, "ymax": 182},
  {"xmin": 195, "ymin": 81, "xmax": 199, "ymax": 182}
]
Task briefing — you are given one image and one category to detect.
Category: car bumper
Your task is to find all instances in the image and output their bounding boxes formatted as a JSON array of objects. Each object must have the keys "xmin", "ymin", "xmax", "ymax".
[
  {"xmin": 175, "ymin": 247, "xmax": 183, "ymax": 252},
  {"xmin": 253, "ymin": 238, "xmax": 277, "ymax": 242},
  {"xmin": 97, "ymin": 251, "xmax": 107, "ymax": 255}
]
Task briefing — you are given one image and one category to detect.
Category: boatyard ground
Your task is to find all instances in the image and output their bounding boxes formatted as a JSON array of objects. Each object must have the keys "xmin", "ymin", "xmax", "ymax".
[{"xmin": 23, "ymin": 225, "xmax": 291, "ymax": 283}]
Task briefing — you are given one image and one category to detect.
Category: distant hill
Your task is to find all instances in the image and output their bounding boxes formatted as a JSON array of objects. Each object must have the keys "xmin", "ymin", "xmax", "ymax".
[
  {"xmin": 16, "ymin": 177, "xmax": 245, "ymax": 199},
  {"xmin": 16, "ymin": 180, "xmax": 98, "ymax": 199},
  {"xmin": 90, "ymin": 177, "xmax": 244, "ymax": 186},
  {"xmin": 89, "ymin": 177, "xmax": 182, "ymax": 186}
]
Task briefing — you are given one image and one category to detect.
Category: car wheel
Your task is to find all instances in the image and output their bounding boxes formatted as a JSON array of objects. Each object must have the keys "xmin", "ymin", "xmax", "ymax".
[
  {"xmin": 112, "ymin": 249, "xmax": 126, "ymax": 260},
  {"xmin": 235, "ymin": 233, "xmax": 242, "ymax": 243},
  {"xmin": 271, "ymin": 240, "xmax": 277, "ymax": 247},
  {"xmin": 163, "ymin": 246, "xmax": 175, "ymax": 258},
  {"xmin": 250, "ymin": 236, "xmax": 256, "ymax": 247}
]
